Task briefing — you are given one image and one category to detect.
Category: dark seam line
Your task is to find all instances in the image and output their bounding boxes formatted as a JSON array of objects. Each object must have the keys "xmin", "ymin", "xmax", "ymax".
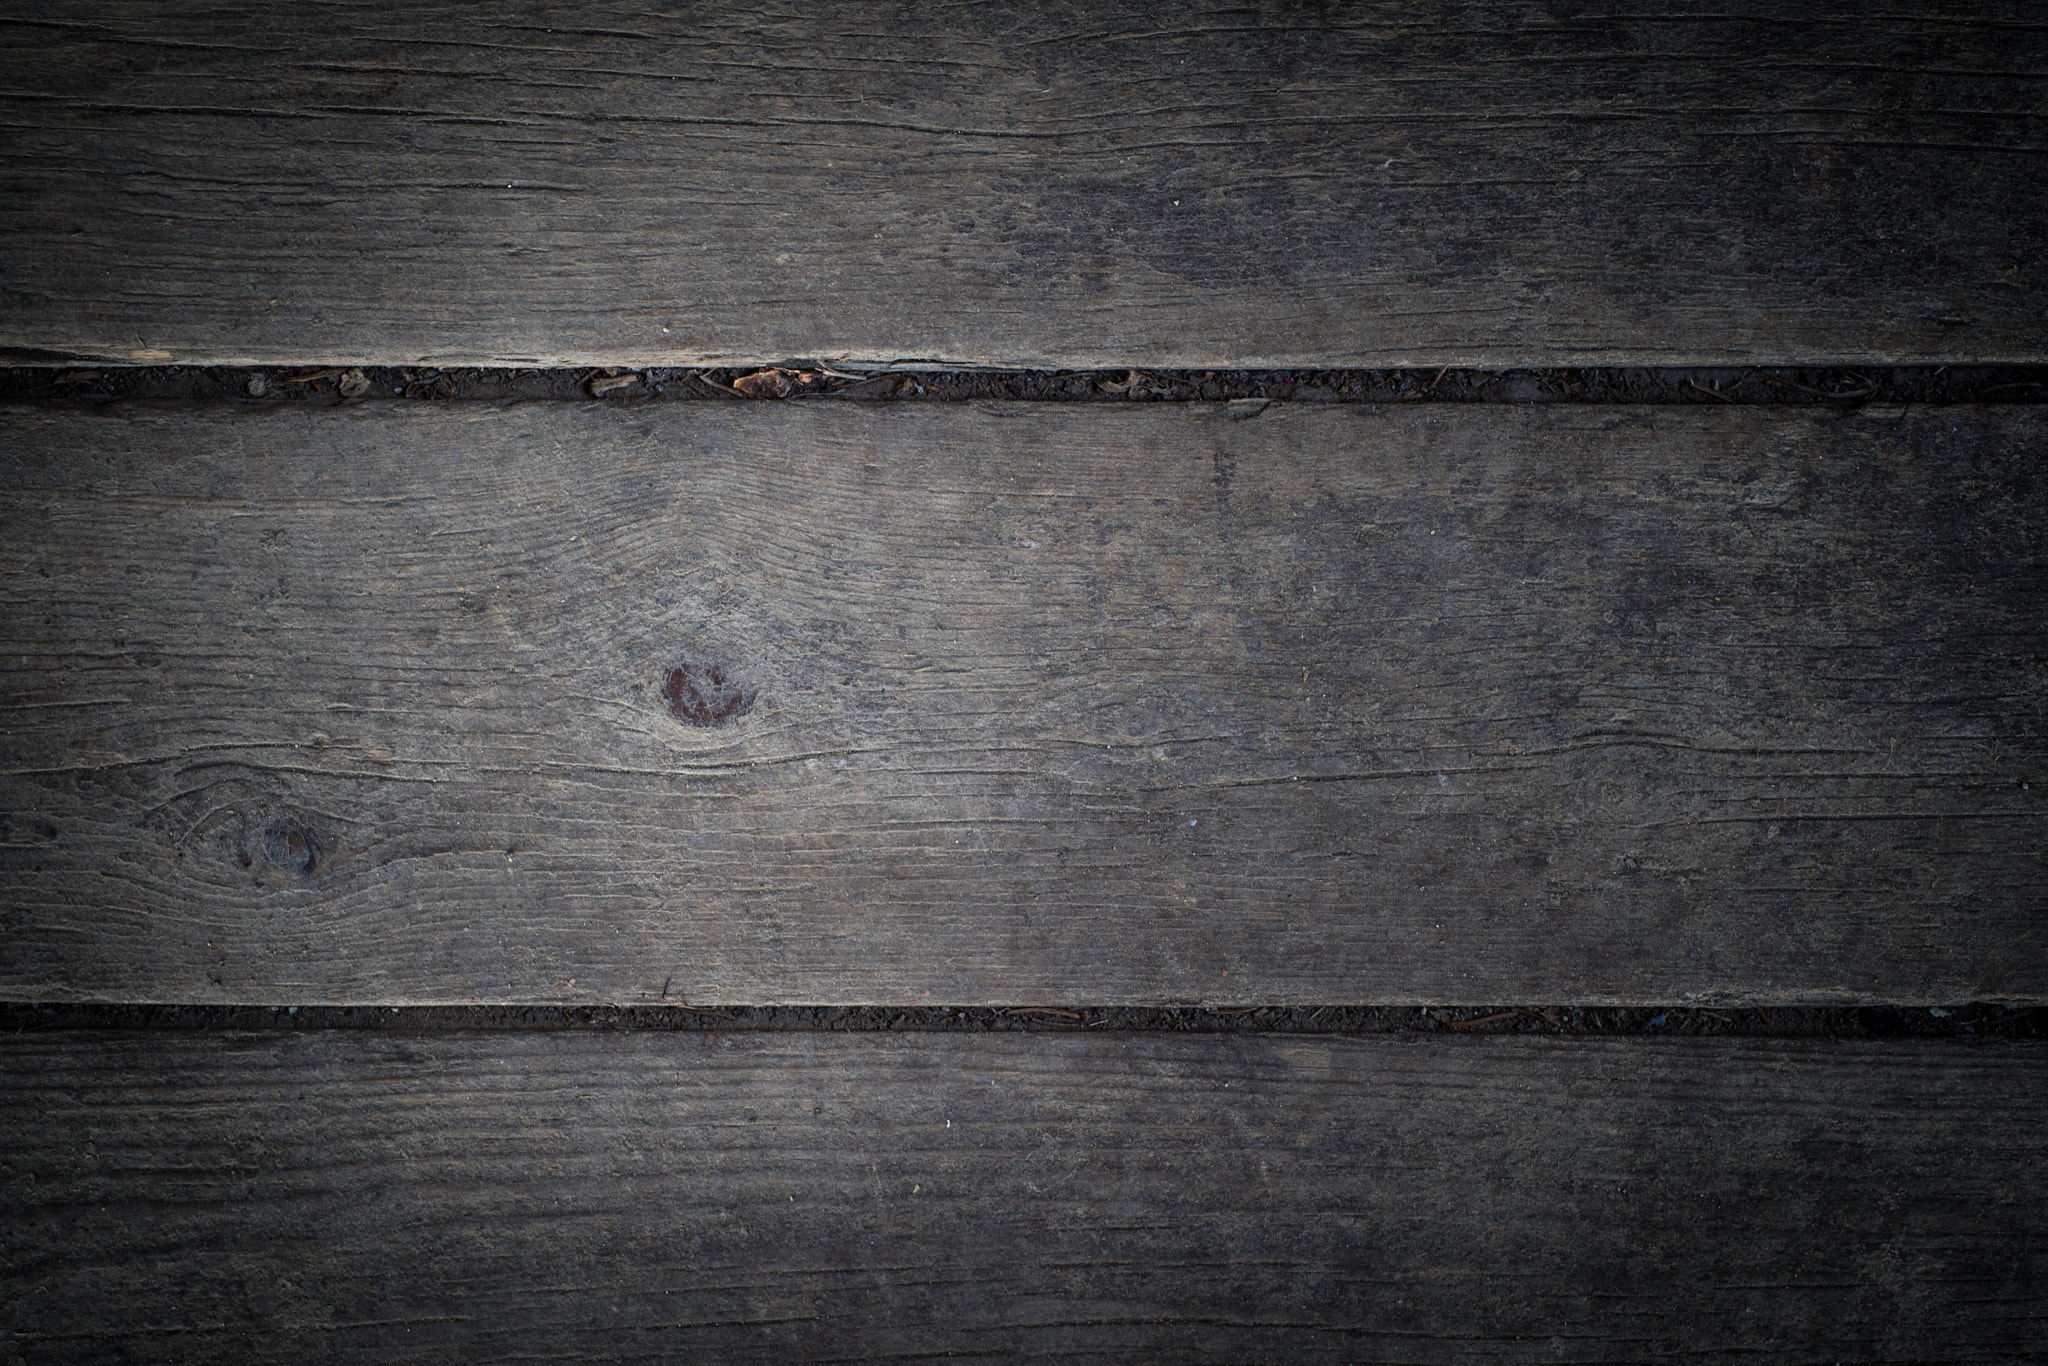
[
  {"xmin": 1, "ymin": 364, "xmax": 2044, "ymax": 407},
  {"xmin": 2, "ymin": 1002, "xmax": 2040, "ymax": 1040}
]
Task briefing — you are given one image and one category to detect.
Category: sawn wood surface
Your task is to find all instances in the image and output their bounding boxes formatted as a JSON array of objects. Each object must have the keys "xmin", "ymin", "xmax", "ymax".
[
  {"xmin": 2, "ymin": 1, "xmax": 2044, "ymax": 368},
  {"xmin": 2, "ymin": 1029, "xmax": 2042, "ymax": 1363},
  {"xmin": 2, "ymin": 401, "xmax": 2040, "ymax": 1004}
]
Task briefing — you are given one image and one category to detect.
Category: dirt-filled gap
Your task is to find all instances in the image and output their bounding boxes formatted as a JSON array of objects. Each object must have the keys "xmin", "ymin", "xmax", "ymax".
[
  {"xmin": 3, "ymin": 1003, "xmax": 2042, "ymax": 1039},
  {"xmin": 2, "ymin": 364, "xmax": 2044, "ymax": 407}
]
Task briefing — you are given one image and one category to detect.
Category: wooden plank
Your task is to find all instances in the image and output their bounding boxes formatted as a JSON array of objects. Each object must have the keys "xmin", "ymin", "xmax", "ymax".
[
  {"xmin": 2, "ymin": 2, "xmax": 2043, "ymax": 368},
  {"xmin": 2, "ymin": 402, "xmax": 2041, "ymax": 1005},
  {"xmin": 2, "ymin": 1029, "xmax": 2042, "ymax": 1361}
]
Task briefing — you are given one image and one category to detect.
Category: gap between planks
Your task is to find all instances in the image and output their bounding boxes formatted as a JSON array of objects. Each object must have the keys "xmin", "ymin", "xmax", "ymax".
[
  {"xmin": 2, "ymin": 364, "xmax": 2045, "ymax": 408},
  {"xmin": 2, "ymin": 1002, "xmax": 2043, "ymax": 1039}
]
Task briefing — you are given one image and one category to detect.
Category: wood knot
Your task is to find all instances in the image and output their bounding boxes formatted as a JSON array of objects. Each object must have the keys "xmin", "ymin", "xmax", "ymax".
[
  {"xmin": 261, "ymin": 818, "xmax": 322, "ymax": 877},
  {"xmin": 663, "ymin": 662, "xmax": 752, "ymax": 727}
]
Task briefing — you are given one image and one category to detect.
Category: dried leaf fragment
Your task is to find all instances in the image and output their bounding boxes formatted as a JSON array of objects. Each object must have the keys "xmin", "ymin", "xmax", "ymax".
[
  {"xmin": 731, "ymin": 367, "xmax": 821, "ymax": 399},
  {"xmin": 337, "ymin": 368, "xmax": 371, "ymax": 398}
]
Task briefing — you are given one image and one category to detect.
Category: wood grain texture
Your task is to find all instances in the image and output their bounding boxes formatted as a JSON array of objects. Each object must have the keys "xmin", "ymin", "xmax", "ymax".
[
  {"xmin": 2, "ymin": 1030, "xmax": 2043, "ymax": 1363},
  {"xmin": 2, "ymin": 402, "xmax": 2041, "ymax": 1005},
  {"xmin": 2, "ymin": 1, "xmax": 2044, "ymax": 368}
]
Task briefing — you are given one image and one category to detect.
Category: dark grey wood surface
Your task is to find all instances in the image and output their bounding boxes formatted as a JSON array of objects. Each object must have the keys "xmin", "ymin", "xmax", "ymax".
[
  {"xmin": 3, "ymin": 2, "xmax": 2043, "ymax": 368},
  {"xmin": 3, "ymin": 402, "xmax": 2040, "ymax": 1004},
  {"xmin": 2, "ymin": 1029, "xmax": 2041, "ymax": 1363}
]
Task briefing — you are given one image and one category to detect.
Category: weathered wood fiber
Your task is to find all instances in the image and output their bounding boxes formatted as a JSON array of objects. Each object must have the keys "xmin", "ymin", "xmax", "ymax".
[
  {"xmin": 1, "ymin": 402, "xmax": 2040, "ymax": 1004},
  {"xmin": 2, "ymin": 2, "xmax": 2043, "ymax": 368},
  {"xmin": 2, "ymin": 1030, "xmax": 2042, "ymax": 1363}
]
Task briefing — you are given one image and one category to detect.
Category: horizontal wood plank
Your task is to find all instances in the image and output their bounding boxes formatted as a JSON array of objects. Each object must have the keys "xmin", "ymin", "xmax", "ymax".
[
  {"xmin": 1, "ymin": 402, "xmax": 2041, "ymax": 1004},
  {"xmin": 2, "ymin": 1030, "xmax": 2043, "ymax": 1362},
  {"xmin": 2, "ymin": 2, "xmax": 2044, "ymax": 367}
]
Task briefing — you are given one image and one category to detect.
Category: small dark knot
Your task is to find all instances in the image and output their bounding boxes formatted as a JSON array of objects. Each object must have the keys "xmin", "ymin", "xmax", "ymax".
[
  {"xmin": 663, "ymin": 663, "xmax": 752, "ymax": 727},
  {"xmin": 262, "ymin": 820, "xmax": 321, "ymax": 877}
]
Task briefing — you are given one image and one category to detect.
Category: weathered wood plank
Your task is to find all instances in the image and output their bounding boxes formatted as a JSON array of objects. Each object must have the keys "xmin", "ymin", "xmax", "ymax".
[
  {"xmin": 2, "ymin": 1030, "xmax": 2042, "ymax": 1362},
  {"xmin": 1, "ymin": 402, "xmax": 2040, "ymax": 1004},
  {"xmin": 2, "ymin": 2, "xmax": 2044, "ymax": 368}
]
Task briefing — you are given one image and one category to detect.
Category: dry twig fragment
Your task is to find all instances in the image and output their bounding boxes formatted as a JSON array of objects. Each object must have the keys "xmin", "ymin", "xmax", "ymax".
[{"xmin": 589, "ymin": 372, "xmax": 641, "ymax": 396}]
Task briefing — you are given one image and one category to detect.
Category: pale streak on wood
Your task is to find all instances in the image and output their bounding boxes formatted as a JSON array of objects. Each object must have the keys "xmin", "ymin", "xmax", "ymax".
[
  {"xmin": 0, "ymin": 402, "xmax": 2040, "ymax": 1005},
  {"xmin": 0, "ymin": 2, "xmax": 2043, "ymax": 367},
  {"xmin": 1, "ymin": 1030, "xmax": 2043, "ymax": 1362}
]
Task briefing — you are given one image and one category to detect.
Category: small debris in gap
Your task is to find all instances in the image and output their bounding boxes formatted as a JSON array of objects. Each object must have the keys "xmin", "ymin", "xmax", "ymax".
[
  {"xmin": 404, "ymin": 369, "xmax": 455, "ymax": 399},
  {"xmin": 337, "ymin": 368, "xmax": 371, "ymax": 398},
  {"xmin": 1447, "ymin": 1010, "xmax": 1520, "ymax": 1029},
  {"xmin": 832, "ymin": 371, "xmax": 902, "ymax": 398},
  {"xmin": 1096, "ymin": 369, "xmax": 1145, "ymax": 394},
  {"xmin": 54, "ymin": 371, "xmax": 102, "ymax": 386},
  {"xmin": 589, "ymin": 372, "xmax": 642, "ymax": 397},
  {"xmin": 687, "ymin": 371, "xmax": 744, "ymax": 399},
  {"xmin": 246, "ymin": 374, "xmax": 271, "ymax": 398},
  {"xmin": 731, "ymin": 367, "xmax": 822, "ymax": 399},
  {"xmin": 286, "ymin": 368, "xmax": 344, "ymax": 385}
]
